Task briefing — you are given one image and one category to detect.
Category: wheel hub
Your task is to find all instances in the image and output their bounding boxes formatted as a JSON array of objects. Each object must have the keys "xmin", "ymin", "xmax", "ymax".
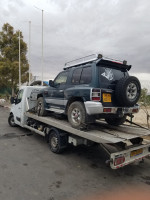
[
  {"xmin": 51, "ymin": 136, "xmax": 58, "ymax": 148},
  {"xmin": 11, "ymin": 116, "xmax": 15, "ymax": 125},
  {"xmin": 126, "ymin": 82, "xmax": 137, "ymax": 100},
  {"xmin": 37, "ymin": 102, "xmax": 42, "ymax": 113},
  {"xmin": 71, "ymin": 108, "xmax": 81, "ymax": 124}
]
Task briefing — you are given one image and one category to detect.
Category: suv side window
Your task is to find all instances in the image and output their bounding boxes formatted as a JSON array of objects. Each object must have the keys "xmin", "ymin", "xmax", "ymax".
[
  {"xmin": 54, "ymin": 71, "xmax": 68, "ymax": 85},
  {"xmin": 71, "ymin": 66, "xmax": 92, "ymax": 84},
  {"xmin": 71, "ymin": 68, "xmax": 82, "ymax": 84},
  {"xmin": 80, "ymin": 66, "xmax": 92, "ymax": 84}
]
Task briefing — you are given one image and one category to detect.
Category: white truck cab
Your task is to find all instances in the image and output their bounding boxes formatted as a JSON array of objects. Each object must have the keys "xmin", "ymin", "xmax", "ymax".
[{"xmin": 9, "ymin": 86, "xmax": 46, "ymax": 127}]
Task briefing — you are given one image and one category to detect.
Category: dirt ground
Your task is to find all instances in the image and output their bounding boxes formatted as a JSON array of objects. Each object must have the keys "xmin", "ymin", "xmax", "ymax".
[
  {"xmin": 131, "ymin": 107, "xmax": 150, "ymax": 127},
  {"xmin": 130, "ymin": 107, "xmax": 150, "ymax": 140}
]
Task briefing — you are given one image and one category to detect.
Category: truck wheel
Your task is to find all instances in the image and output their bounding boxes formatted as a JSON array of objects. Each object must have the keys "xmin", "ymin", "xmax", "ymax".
[
  {"xmin": 8, "ymin": 114, "xmax": 17, "ymax": 127},
  {"xmin": 49, "ymin": 130, "xmax": 63, "ymax": 154},
  {"xmin": 37, "ymin": 97, "xmax": 47, "ymax": 116},
  {"xmin": 105, "ymin": 116, "xmax": 126, "ymax": 126},
  {"xmin": 68, "ymin": 101, "xmax": 87, "ymax": 129},
  {"xmin": 115, "ymin": 76, "xmax": 141, "ymax": 107}
]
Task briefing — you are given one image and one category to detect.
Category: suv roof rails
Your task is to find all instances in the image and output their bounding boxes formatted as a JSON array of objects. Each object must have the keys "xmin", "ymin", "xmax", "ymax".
[
  {"xmin": 63, "ymin": 53, "xmax": 127, "ymax": 70},
  {"xmin": 64, "ymin": 54, "xmax": 103, "ymax": 70}
]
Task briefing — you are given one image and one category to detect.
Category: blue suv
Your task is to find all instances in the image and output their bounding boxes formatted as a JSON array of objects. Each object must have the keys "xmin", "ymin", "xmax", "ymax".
[{"xmin": 36, "ymin": 54, "xmax": 141, "ymax": 129}]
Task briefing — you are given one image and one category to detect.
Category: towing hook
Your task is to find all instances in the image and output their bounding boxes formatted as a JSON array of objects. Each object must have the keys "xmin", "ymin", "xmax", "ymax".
[{"xmin": 105, "ymin": 159, "xmax": 113, "ymax": 166}]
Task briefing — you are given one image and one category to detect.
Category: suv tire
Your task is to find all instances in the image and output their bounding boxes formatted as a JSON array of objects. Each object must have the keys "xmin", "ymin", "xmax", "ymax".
[
  {"xmin": 37, "ymin": 97, "xmax": 47, "ymax": 116},
  {"xmin": 115, "ymin": 76, "xmax": 141, "ymax": 107},
  {"xmin": 68, "ymin": 101, "xmax": 87, "ymax": 129},
  {"xmin": 105, "ymin": 116, "xmax": 126, "ymax": 126}
]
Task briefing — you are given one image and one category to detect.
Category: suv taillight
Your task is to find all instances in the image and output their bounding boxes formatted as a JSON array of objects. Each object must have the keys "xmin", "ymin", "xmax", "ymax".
[
  {"xmin": 132, "ymin": 108, "xmax": 139, "ymax": 113},
  {"xmin": 91, "ymin": 88, "xmax": 101, "ymax": 101}
]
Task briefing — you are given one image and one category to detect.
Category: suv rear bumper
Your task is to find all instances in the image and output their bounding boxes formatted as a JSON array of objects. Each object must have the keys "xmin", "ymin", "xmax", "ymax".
[{"xmin": 84, "ymin": 101, "xmax": 139, "ymax": 115}]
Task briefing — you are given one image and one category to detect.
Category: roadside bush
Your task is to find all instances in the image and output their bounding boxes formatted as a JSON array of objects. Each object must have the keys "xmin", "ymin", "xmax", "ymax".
[{"xmin": 139, "ymin": 88, "xmax": 150, "ymax": 128}]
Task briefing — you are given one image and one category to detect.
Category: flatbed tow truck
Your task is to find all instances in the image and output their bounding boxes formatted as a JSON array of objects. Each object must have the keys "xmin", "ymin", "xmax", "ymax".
[{"xmin": 8, "ymin": 86, "xmax": 150, "ymax": 169}]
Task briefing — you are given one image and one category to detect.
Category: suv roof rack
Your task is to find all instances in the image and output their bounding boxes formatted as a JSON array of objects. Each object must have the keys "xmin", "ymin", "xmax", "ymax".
[
  {"xmin": 64, "ymin": 53, "xmax": 127, "ymax": 70},
  {"xmin": 64, "ymin": 54, "xmax": 103, "ymax": 70}
]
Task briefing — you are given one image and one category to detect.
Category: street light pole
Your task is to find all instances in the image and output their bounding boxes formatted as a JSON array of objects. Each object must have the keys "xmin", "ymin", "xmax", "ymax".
[
  {"xmin": 34, "ymin": 6, "xmax": 44, "ymax": 86},
  {"xmin": 19, "ymin": 31, "xmax": 21, "ymax": 88},
  {"xmin": 29, "ymin": 21, "xmax": 31, "ymax": 85},
  {"xmin": 41, "ymin": 9, "xmax": 44, "ymax": 86}
]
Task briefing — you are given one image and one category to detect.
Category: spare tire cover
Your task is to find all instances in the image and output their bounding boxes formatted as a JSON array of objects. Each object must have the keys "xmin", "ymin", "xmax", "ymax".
[{"xmin": 115, "ymin": 76, "xmax": 141, "ymax": 107}]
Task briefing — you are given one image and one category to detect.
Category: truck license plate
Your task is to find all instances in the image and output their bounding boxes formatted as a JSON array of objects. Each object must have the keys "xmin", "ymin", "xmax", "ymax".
[
  {"xmin": 130, "ymin": 148, "xmax": 143, "ymax": 157},
  {"xmin": 103, "ymin": 93, "xmax": 111, "ymax": 102}
]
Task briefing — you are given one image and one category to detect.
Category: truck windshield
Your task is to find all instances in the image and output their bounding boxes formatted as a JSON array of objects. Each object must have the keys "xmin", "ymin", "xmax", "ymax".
[{"xmin": 99, "ymin": 66, "xmax": 128, "ymax": 87}]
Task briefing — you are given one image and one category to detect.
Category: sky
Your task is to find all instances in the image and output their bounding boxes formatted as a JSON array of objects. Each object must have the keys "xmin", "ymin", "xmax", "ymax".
[{"xmin": 0, "ymin": 0, "xmax": 150, "ymax": 89}]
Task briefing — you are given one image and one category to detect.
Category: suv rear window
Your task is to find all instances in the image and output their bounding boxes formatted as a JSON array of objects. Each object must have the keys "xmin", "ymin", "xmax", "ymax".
[
  {"xmin": 99, "ymin": 66, "xmax": 127, "ymax": 86},
  {"xmin": 72, "ymin": 66, "xmax": 92, "ymax": 84}
]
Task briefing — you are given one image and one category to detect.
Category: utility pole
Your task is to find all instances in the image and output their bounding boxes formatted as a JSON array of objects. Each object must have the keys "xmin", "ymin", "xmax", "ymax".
[
  {"xmin": 41, "ymin": 9, "xmax": 44, "ymax": 86},
  {"xmin": 34, "ymin": 6, "xmax": 44, "ymax": 86},
  {"xmin": 19, "ymin": 31, "xmax": 21, "ymax": 88},
  {"xmin": 29, "ymin": 21, "xmax": 31, "ymax": 85}
]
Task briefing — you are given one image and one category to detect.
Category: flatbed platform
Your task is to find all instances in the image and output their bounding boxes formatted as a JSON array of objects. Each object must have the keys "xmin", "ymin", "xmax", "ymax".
[{"xmin": 25, "ymin": 112, "xmax": 150, "ymax": 144}]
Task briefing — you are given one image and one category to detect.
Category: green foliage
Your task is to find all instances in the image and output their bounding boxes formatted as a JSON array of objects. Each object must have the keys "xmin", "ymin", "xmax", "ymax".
[
  {"xmin": 139, "ymin": 88, "xmax": 150, "ymax": 128},
  {"xmin": 0, "ymin": 23, "xmax": 29, "ymax": 96},
  {"xmin": 139, "ymin": 88, "xmax": 150, "ymax": 106}
]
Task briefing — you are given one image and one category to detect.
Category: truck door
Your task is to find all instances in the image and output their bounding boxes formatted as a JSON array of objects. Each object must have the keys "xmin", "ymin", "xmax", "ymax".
[{"xmin": 13, "ymin": 89, "xmax": 24, "ymax": 125}]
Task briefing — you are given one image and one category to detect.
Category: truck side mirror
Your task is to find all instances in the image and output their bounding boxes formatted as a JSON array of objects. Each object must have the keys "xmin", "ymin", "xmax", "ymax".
[
  {"xmin": 10, "ymin": 97, "xmax": 14, "ymax": 104},
  {"xmin": 49, "ymin": 80, "xmax": 54, "ymax": 87},
  {"xmin": 10, "ymin": 97, "xmax": 17, "ymax": 104}
]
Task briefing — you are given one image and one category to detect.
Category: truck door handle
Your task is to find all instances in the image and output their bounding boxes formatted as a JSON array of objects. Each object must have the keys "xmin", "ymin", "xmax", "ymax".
[{"xmin": 59, "ymin": 90, "xmax": 63, "ymax": 93}]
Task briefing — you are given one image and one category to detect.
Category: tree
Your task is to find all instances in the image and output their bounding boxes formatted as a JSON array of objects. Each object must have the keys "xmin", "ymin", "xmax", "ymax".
[
  {"xmin": 0, "ymin": 23, "xmax": 29, "ymax": 96},
  {"xmin": 139, "ymin": 88, "xmax": 150, "ymax": 128}
]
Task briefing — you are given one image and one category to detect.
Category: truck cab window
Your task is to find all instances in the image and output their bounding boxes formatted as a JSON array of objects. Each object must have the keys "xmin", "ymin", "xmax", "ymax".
[{"xmin": 16, "ymin": 89, "xmax": 24, "ymax": 104}]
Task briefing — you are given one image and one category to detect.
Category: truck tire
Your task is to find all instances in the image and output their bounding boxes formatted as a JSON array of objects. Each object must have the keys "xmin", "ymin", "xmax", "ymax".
[
  {"xmin": 68, "ymin": 101, "xmax": 87, "ymax": 129},
  {"xmin": 37, "ymin": 97, "xmax": 47, "ymax": 116},
  {"xmin": 115, "ymin": 76, "xmax": 141, "ymax": 107},
  {"xmin": 105, "ymin": 116, "xmax": 126, "ymax": 126},
  {"xmin": 8, "ymin": 114, "xmax": 17, "ymax": 127},
  {"xmin": 49, "ymin": 130, "xmax": 64, "ymax": 154}
]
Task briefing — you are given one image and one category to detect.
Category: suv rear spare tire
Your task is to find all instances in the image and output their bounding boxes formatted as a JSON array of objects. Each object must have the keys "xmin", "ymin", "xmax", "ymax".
[{"xmin": 115, "ymin": 76, "xmax": 141, "ymax": 107}]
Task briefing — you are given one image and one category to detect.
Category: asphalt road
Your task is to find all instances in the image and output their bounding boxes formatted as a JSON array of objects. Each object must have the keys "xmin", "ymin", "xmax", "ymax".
[{"xmin": 0, "ymin": 106, "xmax": 150, "ymax": 200}]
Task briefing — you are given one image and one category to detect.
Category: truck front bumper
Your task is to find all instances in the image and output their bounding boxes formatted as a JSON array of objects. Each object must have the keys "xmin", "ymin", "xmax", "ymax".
[{"xmin": 84, "ymin": 101, "xmax": 139, "ymax": 115}]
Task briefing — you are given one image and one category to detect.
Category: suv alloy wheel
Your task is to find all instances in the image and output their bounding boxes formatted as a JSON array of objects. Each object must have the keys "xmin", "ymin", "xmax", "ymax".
[{"xmin": 68, "ymin": 101, "xmax": 87, "ymax": 129}]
